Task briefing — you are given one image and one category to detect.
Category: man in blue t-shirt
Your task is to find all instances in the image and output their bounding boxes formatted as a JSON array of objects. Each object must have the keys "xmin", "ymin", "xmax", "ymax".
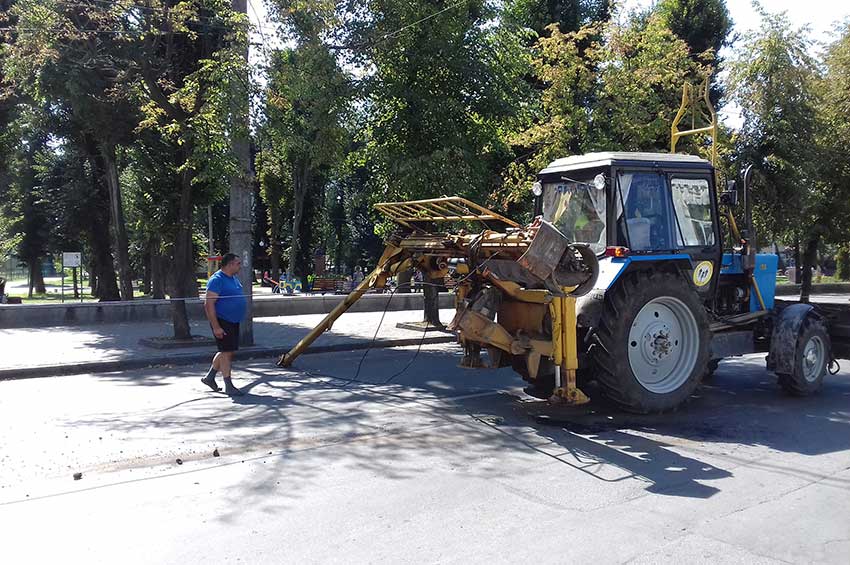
[{"xmin": 201, "ymin": 253, "xmax": 248, "ymax": 396}]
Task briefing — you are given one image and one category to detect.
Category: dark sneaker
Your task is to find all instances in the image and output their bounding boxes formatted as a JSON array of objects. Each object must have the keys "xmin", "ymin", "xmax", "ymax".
[{"xmin": 201, "ymin": 375, "xmax": 221, "ymax": 392}]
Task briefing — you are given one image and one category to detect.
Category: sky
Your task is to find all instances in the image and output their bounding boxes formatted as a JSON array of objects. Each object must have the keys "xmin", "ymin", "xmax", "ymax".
[{"xmin": 641, "ymin": 0, "xmax": 847, "ymax": 40}]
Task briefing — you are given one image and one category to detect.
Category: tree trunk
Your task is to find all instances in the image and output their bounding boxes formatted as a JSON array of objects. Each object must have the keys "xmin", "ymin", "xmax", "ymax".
[
  {"xmin": 81, "ymin": 135, "xmax": 120, "ymax": 300},
  {"xmin": 794, "ymin": 237, "xmax": 802, "ymax": 284},
  {"xmin": 423, "ymin": 274, "xmax": 444, "ymax": 327},
  {"xmin": 27, "ymin": 261, "xmax": 35, "ymax": 298},
  {"xmin": 33, "ymin": 261, "xmax": 46, "ymax": 294},
  {"xmin": 170, "ymin": 149, "xmax": 199, "ymax": 340},
  {"xmin": 88, "ymin": 258, "xmax": 98, "ymax": 297},
  {"xmin": 269, "ymin": 199, "xmax": 282, "ymax": 281},
  {"xmin": 141, "ymin": 247, "xmax": 151, "ymax": 295},
  {"xmin": 287, "ymin": 161, "xmax": 308, "ymax": 285},
  {"xmin": 800, "ymin": 235, "xmax": 820, "ymax": 304},
  {"xmin": 98, "ymin": 144, "xmax": 134, "ymax": 301},
  {"xmin": 151, "ymin": 246, "xmax": 166, "ymax": 300},
  {"xmin": 72, "ymin": 267, "xmax": 79, "ymax": 299},
  {"xmin": 397, "ymin": 269, "xmax": 413, "ymax": 293}
]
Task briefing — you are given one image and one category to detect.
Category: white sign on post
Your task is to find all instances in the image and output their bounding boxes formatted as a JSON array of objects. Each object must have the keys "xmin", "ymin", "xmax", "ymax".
[{"xmin": 63, "ymin": 252, "xmax": 82, "ymax": 267}]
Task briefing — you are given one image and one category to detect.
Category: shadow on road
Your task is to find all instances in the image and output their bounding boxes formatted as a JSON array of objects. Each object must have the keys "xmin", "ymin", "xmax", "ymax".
[{"xmin": 58, "ymin": 346, "xmax": 850, "ymax": 520}]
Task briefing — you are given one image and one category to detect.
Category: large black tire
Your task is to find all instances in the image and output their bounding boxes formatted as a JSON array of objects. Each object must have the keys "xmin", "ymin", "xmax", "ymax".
[
  {"xmin": 777, "ymin": 316, "xmax": 830, "ymax": 396},
  {"xmin": 591, "ymin": 269, "xmax": 710, "ymax": 413}
]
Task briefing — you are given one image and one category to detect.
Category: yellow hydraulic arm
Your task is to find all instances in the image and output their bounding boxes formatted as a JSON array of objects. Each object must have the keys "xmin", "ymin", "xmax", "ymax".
[
  {"xmin": 278, "ymin": 244, "xmax": 411, "ymax": 367},
  {"xmin": 277, "ymin": 197, "xmax": 520, "ymax": 368}
]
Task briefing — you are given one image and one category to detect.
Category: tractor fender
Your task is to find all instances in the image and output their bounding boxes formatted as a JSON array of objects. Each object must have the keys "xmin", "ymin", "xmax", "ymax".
[
  {"xmin": 575, "ymin": 255, "xmax": 693, "ymax": 331},
  {"xmin": 767, "ymin": 303, "xmax": 818, "ymax": 375}
]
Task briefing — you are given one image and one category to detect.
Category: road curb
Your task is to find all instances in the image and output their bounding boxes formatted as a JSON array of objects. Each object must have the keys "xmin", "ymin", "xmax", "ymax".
[{"xmin": 0, "ymin": 335, "xmax": 457, "ymax": 381}]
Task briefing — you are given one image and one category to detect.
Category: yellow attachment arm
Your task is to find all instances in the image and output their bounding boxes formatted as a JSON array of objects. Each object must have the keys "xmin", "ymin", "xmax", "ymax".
[
  {"xmin": 374, "ymin": 196, "xmax": 519, "ymax": 229},
  {"xmin": 277, "ymin": 245, "xmax": 410, "ymax": 367}
]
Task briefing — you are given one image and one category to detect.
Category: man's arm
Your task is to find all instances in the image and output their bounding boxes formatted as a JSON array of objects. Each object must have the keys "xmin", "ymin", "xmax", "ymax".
[{"xmin": 205, "ymin": 291, "xmax": 226, "ymax": 339}]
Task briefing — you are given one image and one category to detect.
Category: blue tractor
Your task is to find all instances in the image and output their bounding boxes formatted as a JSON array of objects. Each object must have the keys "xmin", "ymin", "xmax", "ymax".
[
  {"xmin": 530, "ymin": 151, "xmax": 843, "ymax": 412},
  {"xmin": 279, "ymin": 150, "xmax": 847, "ymax": 414}
]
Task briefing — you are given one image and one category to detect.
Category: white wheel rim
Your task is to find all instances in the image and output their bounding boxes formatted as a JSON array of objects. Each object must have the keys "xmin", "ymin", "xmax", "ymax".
[
  {"xmin": 802, "ymin": 335, "xmax": 826, "ymax": 383},
  {"xmin": 627, "ymin": 296, "xmax": 700, "ymax": 394}
]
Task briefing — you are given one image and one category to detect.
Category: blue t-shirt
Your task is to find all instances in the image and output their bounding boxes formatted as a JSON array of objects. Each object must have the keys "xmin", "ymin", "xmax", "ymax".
[{"xmin": 206, "ymin": 270, "xmax": 247, "ymax": 323}]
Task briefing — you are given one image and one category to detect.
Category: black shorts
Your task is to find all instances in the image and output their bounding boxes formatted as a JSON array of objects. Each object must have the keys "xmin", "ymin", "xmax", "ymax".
[{"xmin": 214, "ymin": 318, "xmax": 240, "ymax": 352}]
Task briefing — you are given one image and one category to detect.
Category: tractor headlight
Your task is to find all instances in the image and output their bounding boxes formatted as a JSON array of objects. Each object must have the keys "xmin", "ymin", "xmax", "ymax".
[
  {"xmin": 532, "ymin": 181, "xmax": 543, "ymax": 197},
  {"xmin": 593, "ymin": 174, "xmax": 606, "ymax": 190}
]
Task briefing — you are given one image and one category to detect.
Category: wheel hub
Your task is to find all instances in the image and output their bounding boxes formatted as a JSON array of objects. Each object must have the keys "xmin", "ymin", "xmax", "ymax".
[
  {"xmin": 643, "ymin": 326, "xmax": 673, "ymax": 363},
  {"xmin": 627, "ymin": 296, "xmax": 700, "ymax": 394},
  {"xmin": 802, "ymin": 336, "xmax": 825, "ymax": 383}
]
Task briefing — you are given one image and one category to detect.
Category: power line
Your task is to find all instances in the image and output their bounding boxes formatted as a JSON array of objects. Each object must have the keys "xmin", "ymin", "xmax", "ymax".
[{"xmin": 372, "ymin": 0, "xmax": 468, "ymax": 45}]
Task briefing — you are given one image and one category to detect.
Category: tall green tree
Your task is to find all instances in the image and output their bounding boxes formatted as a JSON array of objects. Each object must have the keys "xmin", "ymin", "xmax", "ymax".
[
  {"xmin": 727, "ymin": 9, "xmax": 823, "ymax": 301},
  {"xmin": 656, "ymin": 0, "xmax": 731, "ymax": 58},
  {"xmin": 503, "ymin": 0, "xmax": 610, "ymax": 36},
  {"xmin": 351, "ymin": 0, "xmax": 529, "ymax": 323},
  {"xmin": 262, "ymin": 0, "xmax": 350, "ymax": 286},
  {"xmin": 4, "ymin": 0, "xmax": 142, "ymax": 300},
  {"xmin": 656, "ymin": 0, "xmax": 732, "ymax": 103},
  {"xmin": 0, "ymin": 122, "xmax": 49, "ymax": 296},
  {"xmin": 816, "ymin": 21, "xmax": 850, "ymax": 282},
  {"xmin": 502, "ymin": 14, "xmax": 705, "ymax": 209}
]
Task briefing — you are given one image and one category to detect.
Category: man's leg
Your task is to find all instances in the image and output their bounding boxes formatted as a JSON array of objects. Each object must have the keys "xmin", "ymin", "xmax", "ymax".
[
  {"xmin": 201, "ymin": 352, "xmax": 222, "ymax": 391},
  {"xmin": 221, "ymin": 352, "xmax": 244, "ymax": 396}
]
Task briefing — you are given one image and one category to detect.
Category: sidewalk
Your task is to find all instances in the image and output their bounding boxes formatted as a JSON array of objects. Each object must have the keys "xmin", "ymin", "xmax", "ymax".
[{"xmin": 0, "ymin": 309, "xmax": 457, "ymax": 379}]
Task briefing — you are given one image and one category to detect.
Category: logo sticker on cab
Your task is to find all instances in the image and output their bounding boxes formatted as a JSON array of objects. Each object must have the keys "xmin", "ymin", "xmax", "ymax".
[{"xmin": 693, "ymin": 260, "xmax": 714, "ymax": 287}]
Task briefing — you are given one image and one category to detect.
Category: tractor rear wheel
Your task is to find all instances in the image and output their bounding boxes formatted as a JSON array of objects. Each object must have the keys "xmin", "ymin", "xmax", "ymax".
[
  {"xmin": 591, "ymin": 270, "xmax": 709, "ymax": 413},
  {"xmin": 777, "ymin": 316, "xmax": 830, "ymax": 396}
]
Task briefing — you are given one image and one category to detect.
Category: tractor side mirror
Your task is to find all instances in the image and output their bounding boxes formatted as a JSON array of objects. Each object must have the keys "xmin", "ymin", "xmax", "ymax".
[{"xmin": 719, "ymin": 190, "xmax": 738, "ymax": 207}]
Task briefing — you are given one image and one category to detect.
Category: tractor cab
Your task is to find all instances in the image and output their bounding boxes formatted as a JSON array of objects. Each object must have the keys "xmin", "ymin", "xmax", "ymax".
[
  {"xmin": 534, "ymin": 152, "xmax": 723, "ymax": 299},
  {"xmin": 535, "ymin": 152, "xmax": 718, "ymax": 256}
]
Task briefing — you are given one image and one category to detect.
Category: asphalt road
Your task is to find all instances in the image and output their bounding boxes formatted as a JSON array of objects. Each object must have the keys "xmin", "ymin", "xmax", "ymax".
[{"xmin": 1, "ymin": 344, "xmax": 849, "ymax": 564}]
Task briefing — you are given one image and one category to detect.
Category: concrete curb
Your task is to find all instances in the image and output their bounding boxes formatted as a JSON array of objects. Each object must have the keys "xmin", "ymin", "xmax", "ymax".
[
  {"xmin": 0, "ymin": 292, "xmax": 455, "ymax": 329},
  {"xmin": 0, "ymin": 335, "xmax": 457, "ymax": 381}
]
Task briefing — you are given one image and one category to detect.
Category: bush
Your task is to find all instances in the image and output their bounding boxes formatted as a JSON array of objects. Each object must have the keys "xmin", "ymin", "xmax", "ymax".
[{"xmin": 837, "ymin": 246, "xmax": 850, "ymax": 281}]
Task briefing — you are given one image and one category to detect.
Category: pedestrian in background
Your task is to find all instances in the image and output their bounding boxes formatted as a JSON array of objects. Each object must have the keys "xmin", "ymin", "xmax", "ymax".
[{"xmin": 201, "ymin": 253, "xmax": 247, "ymax": 396}]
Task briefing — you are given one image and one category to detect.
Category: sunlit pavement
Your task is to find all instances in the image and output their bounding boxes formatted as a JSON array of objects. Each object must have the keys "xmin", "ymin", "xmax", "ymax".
[{"xmin": 1, "ymin": 343, "xmax": 849, "ymax": 564}]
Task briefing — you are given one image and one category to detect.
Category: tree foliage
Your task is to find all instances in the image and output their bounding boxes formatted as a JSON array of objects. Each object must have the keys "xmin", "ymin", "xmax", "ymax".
[{"xmin": 501, "ymin": 15, "xmax": 707, "ymax": 211}]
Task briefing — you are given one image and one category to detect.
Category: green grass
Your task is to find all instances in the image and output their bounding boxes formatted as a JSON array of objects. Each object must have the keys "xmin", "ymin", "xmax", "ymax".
[{"xmin": 776, "ymin": 274, "xmax": 848, "ymax": 286}]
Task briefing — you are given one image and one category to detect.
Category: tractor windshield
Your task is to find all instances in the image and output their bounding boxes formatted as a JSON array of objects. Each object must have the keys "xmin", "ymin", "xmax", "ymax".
[{"xmin": 542, "ymin": 178, "xmax": 606, "ymax": 254}]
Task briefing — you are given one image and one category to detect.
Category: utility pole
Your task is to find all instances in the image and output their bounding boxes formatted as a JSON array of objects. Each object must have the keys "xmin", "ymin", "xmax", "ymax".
[{"xmin": 230, "ymin": 0, "xmax": 254, "ymax": 345}]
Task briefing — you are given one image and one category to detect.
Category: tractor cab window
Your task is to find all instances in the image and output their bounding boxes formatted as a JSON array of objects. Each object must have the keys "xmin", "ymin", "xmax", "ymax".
[
  {"xmin": 617, "ymin": 172, "xmax": 676, "ymax": 252},
  {"xmin": 670, "ymin": 177, "xmax": 715, "ymax": 247},
  {"xmin": 542, "ymin": 177, "xmax": 606, "ymax": 254}
]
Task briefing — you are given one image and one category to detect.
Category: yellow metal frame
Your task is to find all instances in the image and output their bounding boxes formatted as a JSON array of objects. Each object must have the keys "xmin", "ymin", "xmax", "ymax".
[
  {"xmin": 374, "ymin": 196, "xmax": 519, "ymax": 229},
  {"xmin": 549, "ymin": 294, "xmax": 589, "ymax": 405},
  {"xmin": 670, "ymin": 78, "xmax": 718, "ymax": 166}
]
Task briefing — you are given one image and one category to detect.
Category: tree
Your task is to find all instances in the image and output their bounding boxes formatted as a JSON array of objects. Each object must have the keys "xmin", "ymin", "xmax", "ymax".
[
  {"xmin": 352, "ymin": 0, "xmax": 528, "ymax": 324},
  {"xmin": 727, "ymin": 9, "xmax": 825, "ymax": 302},
  {"xmin": 818, "ymin": 21, "xmax": 850, "ymax": 264},
  {"xmin": 656, "ymin": 0, "xmax": 732, "ymax": 103},
  {"xmin": 0, "ymin": 121, "xmax": 50, "ymax": 297},
  {"xmin": 4, "ymin": 0, "xmax": 142, "ymax": 300},
  {"xmin": 502, "ymin": 14, "xmax": 706, "ymax": 209},
  {"xmin": 503, "ymin": 0, "xmax": 610, "ymax": 37},
  {"xmin": 656, "ymin": 0, "xmax": 731, "ymax": 58},
  {"xmin": 262, "ymin": 1, "xmax": 350, "ymax": 287}
]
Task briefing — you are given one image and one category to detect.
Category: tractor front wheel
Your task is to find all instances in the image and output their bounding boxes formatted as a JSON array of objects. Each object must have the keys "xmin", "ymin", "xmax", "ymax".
[{"xmin": 591, "ymin": 270, "xmax": 709, "ymax": 413}]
